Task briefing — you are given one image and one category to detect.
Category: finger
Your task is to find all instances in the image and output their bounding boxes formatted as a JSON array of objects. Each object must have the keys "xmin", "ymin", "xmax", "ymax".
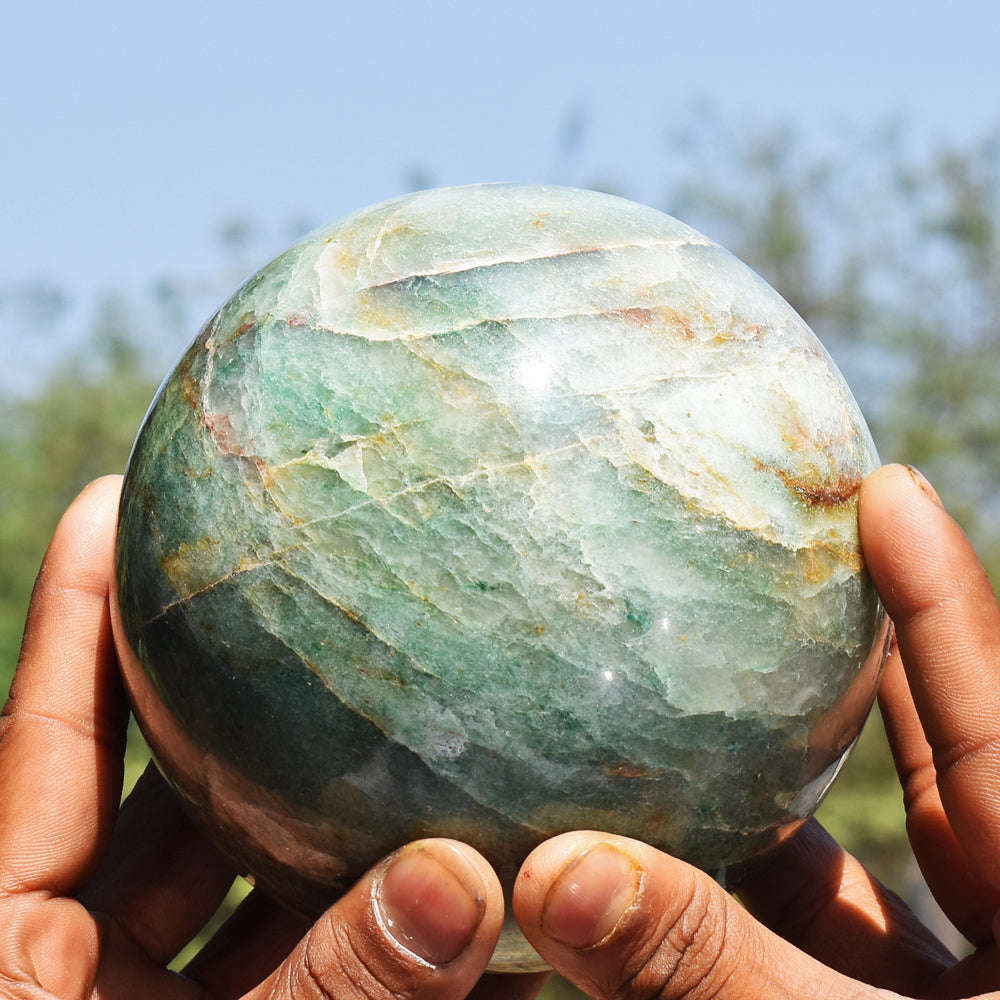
[
  {"xmin": 859, "ymin": 464, "xmax": 1000, "ymax": 891},
  {"xmin": 242, "ymin": 839, "xmax": 504, "ymax": 1000},
  {"xmin": 514, "ymin": 831, "xmax": 926, "ymax": 1000},
  {"xmin": 927, "ymin": 945, "xmax": 1000, "ymax": 1000},
  {"xmin": 184, "ymin": 889, "xmax": 312, "ymax": 998},
  {"xmin": 878, "ymin": 643, "xmax": 1000, "ymax": 944},
  {"xmin": 188, "ymin": 887, "xmax": 548, "ymax": 1000},
  {"xmin": 78, "ymin": 763, "xmax": 238, "ymax": 964},
  {"xmin": 735, "ymin": 819, "xmax": 953, "ymax": 992},
  {"xmin": 0, "ymin": 881, "xmax": 207, "ymax": 1000},
  {"xmin": 91, "ymin": 913, "xmax": 212, "ymax": 1000},
  {"xmin": 0, "ymin": 476, "xmax": 128, "ymax": 896}
]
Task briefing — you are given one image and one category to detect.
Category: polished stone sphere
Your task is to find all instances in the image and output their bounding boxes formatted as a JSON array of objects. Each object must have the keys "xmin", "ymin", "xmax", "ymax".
[{"xmin": 112, "ymin": 184, "xmax": 888, "ymax": 971}]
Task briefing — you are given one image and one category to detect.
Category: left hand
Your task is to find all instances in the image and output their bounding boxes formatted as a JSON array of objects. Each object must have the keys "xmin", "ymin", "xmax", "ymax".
[
  {"xmin": 509, "ymin": 464, "xmax": 1000, "ymax": 1000},
  {"xmin": 0, "ymin": 477, "xmax": 543, "ymax": 1000}
]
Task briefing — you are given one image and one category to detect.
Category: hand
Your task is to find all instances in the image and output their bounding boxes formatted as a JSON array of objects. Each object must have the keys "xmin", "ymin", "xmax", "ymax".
[
  {"xmin": 0, "ymin": 477, "xmax": 545, "ymax": 1000},
  {"xmin": 508, "ymin": 463, "xmax": 1000, "ymax": 999},
  {"xmin": 7, "ymin": 465, "xmax": 997, "ymax": 1000}
]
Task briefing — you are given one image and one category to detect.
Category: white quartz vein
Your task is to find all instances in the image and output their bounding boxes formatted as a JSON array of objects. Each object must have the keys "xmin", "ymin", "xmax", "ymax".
[
  {"xmin": 363, "ymin": 198, "xmax": 412, "ymax": 273},
  {"xmin": 569, "ymin": 364, "xmax": 778, "ymax": 399},
  {"xmin": 306, "ymin": 307, "xmax": 706, "ymax": 343},
  {"xmin": 354, "ymin": 236, "xmax": 716, "ymax": 292},
  {"xmin": 290, "ymin": 437, "xmax": 610, "ymax": 533}
]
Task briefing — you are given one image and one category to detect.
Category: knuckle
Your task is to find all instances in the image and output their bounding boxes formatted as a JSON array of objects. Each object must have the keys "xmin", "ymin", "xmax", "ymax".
[
  {"xmin": 933, "ymin": 732, "xmax": 1000, "ymax": 783},
  {"xmin": 266, "ymin": 959, "xmax": 302, "ymax": 1000},
  {"xmin": 284, "ymin": 916, "xmax": 415, "ymax": 1000},
  {"xmin": 612, "ymin": 878, "xmax": 739, "ymax": 1000},
  {"xmin": 900, "ymin": 760, "xmax": 938, "ymax": 815}
]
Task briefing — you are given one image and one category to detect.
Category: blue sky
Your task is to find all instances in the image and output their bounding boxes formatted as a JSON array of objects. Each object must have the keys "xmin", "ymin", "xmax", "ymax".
[{"xmin": 3, "ymin": 0, "xmax": 998, "ymax": 308}]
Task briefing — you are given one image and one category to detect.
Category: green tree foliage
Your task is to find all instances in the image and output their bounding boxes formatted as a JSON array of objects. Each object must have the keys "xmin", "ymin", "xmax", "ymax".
[{"xmin": 0, "ymin": 296, "xmax": 159, "ymax": 683}]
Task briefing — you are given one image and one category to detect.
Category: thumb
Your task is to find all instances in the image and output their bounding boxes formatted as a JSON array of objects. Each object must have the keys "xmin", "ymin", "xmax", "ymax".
[
  {"xmin": 513, "ymin": 832, "xmax": 898, "ymax": 1000},
  {"xmin": 243, "ymin": 839, "xmax": 503, "ymax": 1000}
]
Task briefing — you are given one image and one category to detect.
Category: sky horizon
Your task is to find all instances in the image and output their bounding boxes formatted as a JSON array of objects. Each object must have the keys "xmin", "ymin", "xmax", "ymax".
[{"xmin": 3, "ymin": 0, "xmax": 998, "ymax": 375}]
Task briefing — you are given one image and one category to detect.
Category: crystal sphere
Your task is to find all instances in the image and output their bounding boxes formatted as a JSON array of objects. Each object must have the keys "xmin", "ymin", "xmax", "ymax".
[{"xmin": 111, "ymin": 184, "xmax": 888, "ymax": 971}]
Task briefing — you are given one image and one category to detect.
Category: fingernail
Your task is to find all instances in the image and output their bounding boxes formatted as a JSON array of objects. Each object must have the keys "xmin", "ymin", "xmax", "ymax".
[
  {"xmin": 905, "ymin": 465, "xmax": 943, "ymax": 507},
  {"xmin": 375, "ymin": 846, "xmax": 485, "ymax": 965},
  {"xmin": 542, "ymin": 844, "xmax": 641, "ymax": 949}
]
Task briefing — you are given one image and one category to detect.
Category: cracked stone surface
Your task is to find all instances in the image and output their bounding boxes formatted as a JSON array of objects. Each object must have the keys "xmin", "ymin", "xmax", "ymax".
[{"xmin": 113, "ymin": 184, "xmax": 888, "ymax": 972}]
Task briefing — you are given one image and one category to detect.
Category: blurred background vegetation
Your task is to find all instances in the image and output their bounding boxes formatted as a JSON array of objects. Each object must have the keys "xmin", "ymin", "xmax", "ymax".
[{"xmin": 2, "ymin": 111, "xmax": 999, "ymax": 992}]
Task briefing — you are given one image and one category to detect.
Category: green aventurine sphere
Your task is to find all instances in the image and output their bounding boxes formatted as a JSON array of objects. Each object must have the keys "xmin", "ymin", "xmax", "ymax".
[{"xmin": 112, "ymin": 184, "xmax": 888, "ymax": 971}]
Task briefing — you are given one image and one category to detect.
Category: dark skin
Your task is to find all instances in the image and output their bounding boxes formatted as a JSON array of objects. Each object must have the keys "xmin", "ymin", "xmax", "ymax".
[{"xmin": 2, "ymin": 463, "xmax": 998, "ymax": 999}]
